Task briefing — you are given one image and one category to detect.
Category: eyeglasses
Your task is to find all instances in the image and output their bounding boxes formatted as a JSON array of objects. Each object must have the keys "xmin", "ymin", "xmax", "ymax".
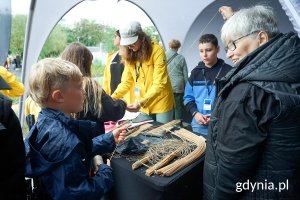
[{"xmin": 224, "ymin": 31, "xmax": 260, "ymax": 52}]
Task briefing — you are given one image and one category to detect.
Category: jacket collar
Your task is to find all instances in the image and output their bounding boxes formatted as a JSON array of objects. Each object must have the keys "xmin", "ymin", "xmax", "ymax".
[
  {"xmin": 196, "ymin": 58, "xmax": 224, "ymax": 70},
  {"xmin": 39, "ymin": 108, "xmax": 97, "ymax": 140}
]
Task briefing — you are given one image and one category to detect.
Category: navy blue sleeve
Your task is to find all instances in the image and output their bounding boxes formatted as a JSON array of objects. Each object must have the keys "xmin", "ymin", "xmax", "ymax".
[
  {"xmin": 40, "ymin": 144, "xmax": 114, "ymax": 200},
  {"xmin": 92, "ymin": 132, "xmax": 116, "ymax": 155}
]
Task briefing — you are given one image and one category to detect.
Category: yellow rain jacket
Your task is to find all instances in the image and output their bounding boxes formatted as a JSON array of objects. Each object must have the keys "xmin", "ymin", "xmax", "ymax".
[
  {"xmin": 102, "ymin": 51, "xmax": 134, "ymax": 104},
  {"xmin": 25, "ymin": 95, "xmax": 41, "ymax": 123},
  {"xmin": 0, "ymin": 66, "xmax": 25, "ymax": 97},
  {"xmin": 112, "ymin": 41, "xmax": 175, "ymax": 114}
]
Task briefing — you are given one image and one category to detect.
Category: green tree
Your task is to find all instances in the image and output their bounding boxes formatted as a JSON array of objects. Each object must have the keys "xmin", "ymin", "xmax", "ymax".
[
  {"xmin": 10, "ymin": 15, "xmax": 27, "ymax": 56},
  {"xmin": 73, "ymin": 19, "xmax": 104, "ymax": 46},
  {"xmin": 39, "ymin": 25, "xmax": 67, "ymax": 58},
  {"xmin": 101, "ymin": 26, "xmax": 118, "ymax": 52},
  {"xmin": 63, "ymin": 20, "xmax": 120, "ymax": 52},
  {"xmin": 63, "ymin": 26, "xmax": 76, "ymax": 44},
  {"xmin": 143, "ymin": 26, "xmax": 161, "ymax": 43}
]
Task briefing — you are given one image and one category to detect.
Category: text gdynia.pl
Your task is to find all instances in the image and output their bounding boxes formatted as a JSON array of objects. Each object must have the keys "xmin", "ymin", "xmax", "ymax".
[{"xmin": 236, "ymin": 179, "xmax": 289, "ymax": 192}]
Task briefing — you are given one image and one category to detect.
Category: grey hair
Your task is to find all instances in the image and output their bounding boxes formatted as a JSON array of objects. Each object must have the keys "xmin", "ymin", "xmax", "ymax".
[{"xmin": 221, "ymin": 5, "xmax": 279, "ymax": 45}]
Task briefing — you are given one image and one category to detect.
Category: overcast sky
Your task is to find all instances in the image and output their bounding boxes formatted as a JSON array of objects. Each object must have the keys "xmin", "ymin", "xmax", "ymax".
[{"xmin": 11, "ymin": 0, "xmax": 153, "ymax": 28}]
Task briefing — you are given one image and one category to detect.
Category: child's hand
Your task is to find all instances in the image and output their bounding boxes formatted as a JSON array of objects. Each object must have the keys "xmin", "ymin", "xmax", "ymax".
[
  {"xmin": 112, "ymin": 125, "xmax": 127, "ymax": 143},
  {"xmin": 106, "ymin": 159, "xmax": 111, "ymax": 167}
]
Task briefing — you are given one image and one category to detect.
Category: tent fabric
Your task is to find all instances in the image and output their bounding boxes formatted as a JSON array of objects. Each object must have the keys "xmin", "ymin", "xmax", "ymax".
[
  {"xmin": 0, "ymin": 0, "xmax": 11, "ymax": 66},
  {"xmin": 19, "ymin": 0, "xmax": 300, "ymax": 124},
  {"xmin": 279, "ymin": 0, "xmax": 300, "ymax": 37}
]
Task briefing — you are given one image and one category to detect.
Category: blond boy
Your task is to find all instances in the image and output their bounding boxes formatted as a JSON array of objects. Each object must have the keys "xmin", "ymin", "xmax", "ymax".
[{"xmin": 24, "ymin": 58, "xmax": 125, "ymax": 200}]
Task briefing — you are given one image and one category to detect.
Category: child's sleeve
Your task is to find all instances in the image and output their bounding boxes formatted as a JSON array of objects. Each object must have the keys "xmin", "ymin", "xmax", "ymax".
[
  {"xmin": 92, "ymin": 132, "xmax": 116, "ymax": 155},
  {"xmin": 40, "ymin": 147, "xmax": 114, "ymax": 199}
]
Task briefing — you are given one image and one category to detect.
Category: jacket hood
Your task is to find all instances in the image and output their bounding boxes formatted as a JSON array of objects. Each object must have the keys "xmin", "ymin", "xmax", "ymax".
[{"xmin": 25, "ymin": 108, "xmax": 97, "ymax": 177}]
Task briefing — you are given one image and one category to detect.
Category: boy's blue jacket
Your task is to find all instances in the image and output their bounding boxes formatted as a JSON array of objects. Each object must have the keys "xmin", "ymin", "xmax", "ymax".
[
  {"xmin": 183, "ymin": 59, "xmax": 231, "ymax": 134},
  {"xmin": 24, "ymin": 108, "xmax": 115, "ymax": 200}
]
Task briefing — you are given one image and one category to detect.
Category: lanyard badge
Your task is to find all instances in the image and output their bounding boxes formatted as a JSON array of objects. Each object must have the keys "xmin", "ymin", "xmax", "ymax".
[
  {"xmin": 134, "ymin": 64, "xmax": 142, "ymax": 101},
  {"xmin": 203, "ymin": 98, "xmax": 212, "ymax": 112},
  {"xmin": 134, "ymin": 86, "xmax": 140, "ymax": 98}
]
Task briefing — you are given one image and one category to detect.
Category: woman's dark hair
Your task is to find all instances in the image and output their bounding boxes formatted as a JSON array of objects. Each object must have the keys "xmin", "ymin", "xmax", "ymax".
[
  {"xmin": 122, "ymin": 31, "xmax": 153, "ymax": 65},
  {"xmin": 60, "ymin": 42, "xmax": 103, "ymax": 118},
  {"xmin": 60, "ymin": 42, "xmax": 93, "ymax": 77},
  {"xmin": 116, "ymin": 30, "xmax": 120, "ymax": 37}
]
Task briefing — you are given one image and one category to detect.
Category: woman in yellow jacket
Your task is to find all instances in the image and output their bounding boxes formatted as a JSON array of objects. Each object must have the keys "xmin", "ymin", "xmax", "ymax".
[
  {"xmin": 112, "ymin": 21, "xmax": 175, "ymax": 123},
  {"xmin": 0, "ymin": 66, "xmax": 24, "ymax": 97},
  {"xmin": 102, "ymin": 30, "xmax": 134, "ymax": 104}
]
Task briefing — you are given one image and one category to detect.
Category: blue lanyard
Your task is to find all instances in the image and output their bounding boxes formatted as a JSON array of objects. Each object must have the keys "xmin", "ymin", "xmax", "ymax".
[
  {"xmin": 135, "ymin": 63, "xmax": 142, "ymax": 82},
  {"xmin": 202, "ymin": 63, "xmax": 224, "ymax": 97}
]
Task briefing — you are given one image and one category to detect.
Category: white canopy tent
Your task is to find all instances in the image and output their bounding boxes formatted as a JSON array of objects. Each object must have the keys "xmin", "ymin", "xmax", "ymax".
[
  {"xmin": 19, "ymin": 0, "xmax": 300, "ymax": 123},
  {"xmin": 279, "ymin": 0, "xmax": 300, "ymax": 39},
  {"xmin": 0, "ymin": 0, "xmax": 11, "ymax": 65}
]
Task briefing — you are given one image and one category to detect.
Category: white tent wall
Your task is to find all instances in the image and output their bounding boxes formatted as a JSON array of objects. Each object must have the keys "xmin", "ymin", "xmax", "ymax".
[
  {"xmin": 181, "ymin": 0, "xmax": 296, "ymax": 70},
  {"xmin": 19, "ymin": 0, "xmax": 213, "ymax": 123},
  {"xmin": 0, "ymin": 0, "xmax": 11, "ymax": 66},
  {"xmin": 19, "ymin": 0, "xmax": 299, "ymax": 122},
  {"xmin": 20, "ymin": 0, "xmax": 83, "ymax": 123},
  {"xmin": 21, "ymin": 0, "xmax": 213, "ymax": 91},
  {"xmin": 22, "ymin": 0, "xmax": 82, "ymax": 88},
  {"xmin": 126, "ymin": 0, "xmax": 213, "ymax": 50},
  {"xmin": 279, "ymin": 0, "xmax": 300, "ymax": 38}
]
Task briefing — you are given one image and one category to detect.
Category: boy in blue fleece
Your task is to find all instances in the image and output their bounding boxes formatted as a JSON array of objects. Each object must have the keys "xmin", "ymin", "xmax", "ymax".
[
  {"xmin": 24, "ymin": 58, "xmax": 126, "ymax": 200},
  {"xmin": 184, "ymin": 34, "xmax": 231, "ymax": 135}
]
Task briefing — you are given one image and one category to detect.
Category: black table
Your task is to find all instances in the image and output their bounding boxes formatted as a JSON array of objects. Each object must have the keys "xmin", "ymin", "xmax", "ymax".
[{"xmin": 105, "ymin": 151, "xmax": 205, "ymax": 200}]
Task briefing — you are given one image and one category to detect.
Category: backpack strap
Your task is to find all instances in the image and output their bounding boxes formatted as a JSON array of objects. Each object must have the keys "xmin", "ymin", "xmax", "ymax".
[{"xmin": 167, "ymin": 53, "xmax": 178, "ymax": 65}]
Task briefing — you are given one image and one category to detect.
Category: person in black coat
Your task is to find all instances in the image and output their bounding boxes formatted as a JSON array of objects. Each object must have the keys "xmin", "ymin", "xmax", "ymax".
[
  {"xmin": 203, "ymin": 5, "xmax": 300, "ymax": 200},
  {"xmin": 0, "ymin": 76, "xmax": 26, "ymax": 200}
]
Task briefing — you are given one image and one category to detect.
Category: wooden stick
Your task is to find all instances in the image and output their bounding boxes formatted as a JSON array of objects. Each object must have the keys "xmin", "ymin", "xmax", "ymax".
[
  {"xmin": 155, "ymin": 128, "xmax": 206, "ymax": 176},
  {"xmin": 148, "ymin": 120, "xmax": 181, "ymax": 135},
  {"xmin": 132, "ymin": 155, "xmax": 153, "ymax": 170},
  {"xmin": 145, "ymin": 148, "xmax": 182, "ymax": 176},
  {"xmin": 125, "ymin": 123, "xmax": 153, "ymax": 139}
]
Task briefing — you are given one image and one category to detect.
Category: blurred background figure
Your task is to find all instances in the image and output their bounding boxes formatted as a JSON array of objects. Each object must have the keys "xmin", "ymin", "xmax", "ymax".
[
  {"xmin": 14, "ymin": 54, "xmax": 21, "ymax": 70},
  {"xmin": 166, "ymin": 39, "xmax": 188, "ymax": 120},
  {"xmin": 4, "ymin": 55, "xmax": 11, "ymax": 70}
]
